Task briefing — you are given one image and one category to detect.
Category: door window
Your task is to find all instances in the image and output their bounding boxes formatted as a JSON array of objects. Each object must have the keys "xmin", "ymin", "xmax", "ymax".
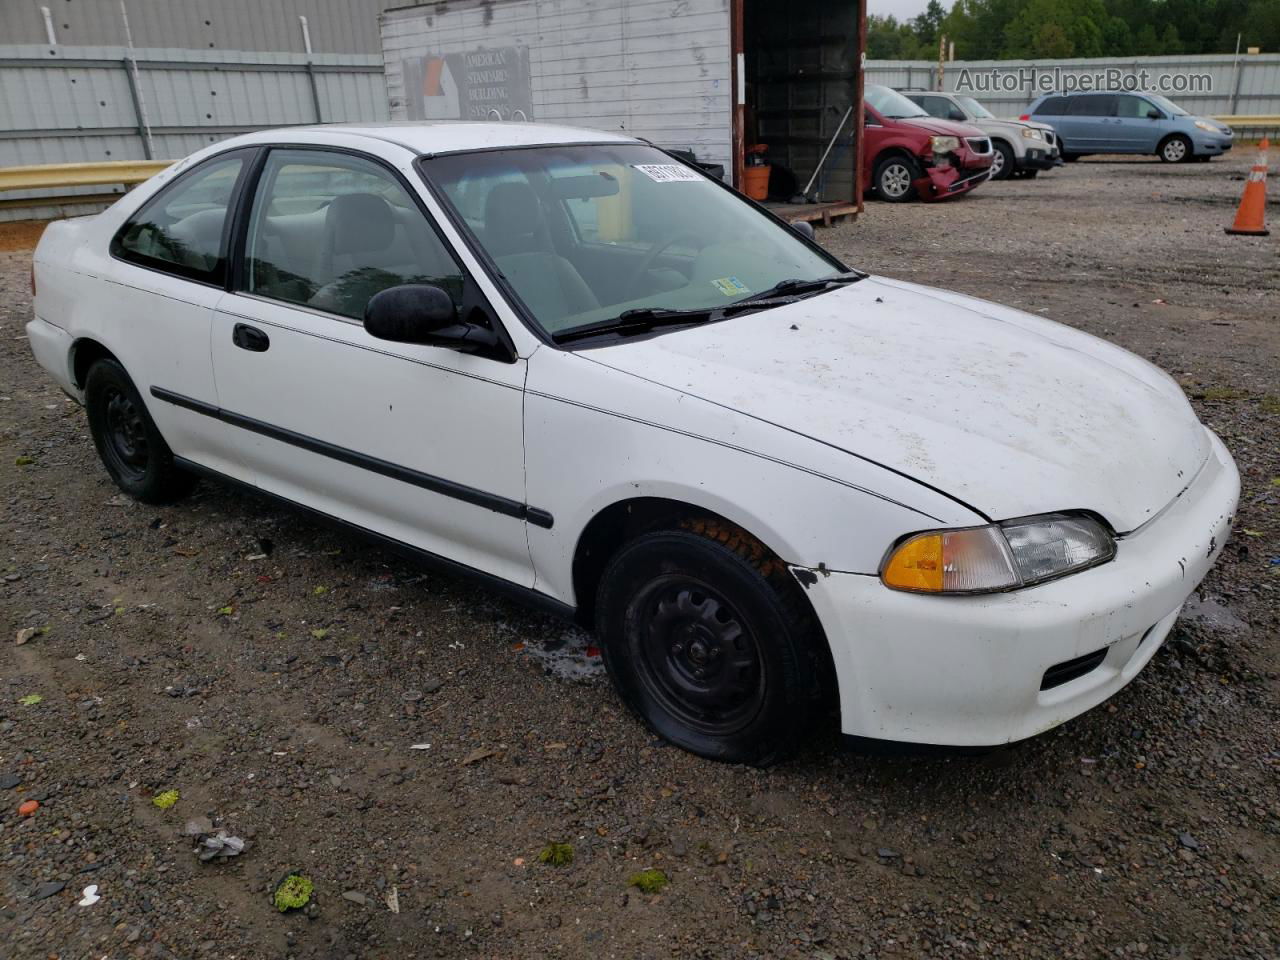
[
  {"xmin": 1115, "ymin": 95, "xmax": 1158, "ymax": 119},
  {"xmin": 918, "ymin": 96, "xmax": 956, "ymax": 119},
  {"xmin": 242, "ymin": 150, "xmax": 465, "ymax": 320},
  {"xmin": 1067, "ymin": 94, "xmax": 1117, "ymax": 117},
  {"xmin": 111, "ymin": 153, "xmax": 246, "ymax": 284}
]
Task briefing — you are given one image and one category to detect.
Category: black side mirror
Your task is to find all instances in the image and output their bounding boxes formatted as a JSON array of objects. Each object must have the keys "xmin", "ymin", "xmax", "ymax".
[
  {"xmin": 791, "ymin": 220, "xmax": 815, "ymax": 240},
  {"xmin": 364, "ymin": 283, "xmax": 499, "ymax": 353},
  {"xmin": 949, "ymin": 108, "xmax": 966, "ymax": 121},
  {"xmin": 1146, "ymin": 108, "xmax": 1162, "ymax": 120}
]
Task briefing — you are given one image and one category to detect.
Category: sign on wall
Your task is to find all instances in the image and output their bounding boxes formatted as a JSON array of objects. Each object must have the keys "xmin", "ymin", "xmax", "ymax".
[{"xmin": 402, "ymin": 46, "xmax": 534, "ymax": 121}]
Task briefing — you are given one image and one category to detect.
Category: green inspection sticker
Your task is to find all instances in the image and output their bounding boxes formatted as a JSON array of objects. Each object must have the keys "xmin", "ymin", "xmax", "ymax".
[{"xmin": 711, "ymin": 276, "xmax": 749, "ymax": 296}]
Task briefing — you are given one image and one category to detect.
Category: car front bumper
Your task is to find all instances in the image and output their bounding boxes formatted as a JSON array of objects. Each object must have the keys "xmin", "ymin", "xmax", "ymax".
[
  {"xmin": 918, "ymin": 162, "xmax": 992, "ymax": 201},
  {"xmin": 1018, "ymin": 147, "xmax": 1058, "ymax": 170},
  {"xmin": 794, "ymin": 428, "xmax": 1239, "ymax": 747},
  {"xmin": 1192, "ymin": 131, "xmax": 1234, "ymax": 155}
]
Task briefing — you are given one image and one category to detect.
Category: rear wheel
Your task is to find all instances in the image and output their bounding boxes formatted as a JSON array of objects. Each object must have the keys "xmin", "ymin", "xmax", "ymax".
[
  {"xmin": 595, "ymin": 521, "xmax": 826, "ymax": 765},
  {"xmin": 85, "ymin": 358, "xmax": 195, "ymax": 504},
  {"xmin": 989, "ymin": 141, "xmax": 1016, "ymax": 180},
  {"xmin": 1160, "ymin": 135, "xmax": 1192, "ymax": 163},
  {"xmin": 874, "ymin": 155, "xmax": 922, "ymax": 203}
]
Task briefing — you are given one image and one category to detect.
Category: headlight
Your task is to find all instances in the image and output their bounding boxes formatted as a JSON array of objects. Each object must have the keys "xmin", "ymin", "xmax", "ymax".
[
  {"xmin": 1021, "ymin": 127, "xmax": 1044, "ymax": 140},
  {"xmin": 930, "ymin": 135, "xmax": 961, "ymax": 154},
  {"xmin": 1193, "ymin": 120, "xmax": 1217, "ymax": 133},
  {"xmin": 880, "ymin": 513, "xmax": 1115, "ymax": 594}
]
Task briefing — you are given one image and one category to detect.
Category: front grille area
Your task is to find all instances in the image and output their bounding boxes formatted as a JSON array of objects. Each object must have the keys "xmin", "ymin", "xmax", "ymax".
[
  {"xmin": 966, "ymin": 136, "xmax": 992, "ymax": 154},
  {"xmin": 1041, "ymin": 648, "xmax": 1108, "ymax": 690},
  {"xmin": 1042, "ymin": 130, "xmax": 1057, "ymax": 147}
]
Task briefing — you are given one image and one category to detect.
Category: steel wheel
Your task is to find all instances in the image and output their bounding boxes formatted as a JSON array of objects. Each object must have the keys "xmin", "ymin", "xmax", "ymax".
[
  {"xmin": 102, "ymin": 385, "xmax": 150, "ymax": 482},
  {"xmin": 990, "ymin": 147, "xmax": 1006, "ymax": 178},
  {"xmin": 633, "ymin": 576, "xmax": 765, "ymax": 736}
]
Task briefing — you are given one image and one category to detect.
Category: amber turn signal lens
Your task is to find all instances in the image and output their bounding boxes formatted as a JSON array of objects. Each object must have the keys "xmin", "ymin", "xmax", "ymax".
[{"xmin": 881, "ymin": 532, "xmax": 944, "ymax": 592}]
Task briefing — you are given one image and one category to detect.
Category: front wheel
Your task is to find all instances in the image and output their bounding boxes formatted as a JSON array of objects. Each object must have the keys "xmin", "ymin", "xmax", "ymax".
[
  {"xmin": 874, "ymin": 155, "xmax": 922, "ymax": 203},
  {"xmin": 595, "ymin": 523, "xmax": 827, "ymax": 765},
  {"xmin": 85, "ymin": 358, "xmax": 195, "ymax": 504},
  {"xmin": 989, "ymin": 141, "xmax": 1016, "ymax": 180},
  {"xmin": 1160, "ymin": 135, "xmax": 1192, "ymax": 163}
]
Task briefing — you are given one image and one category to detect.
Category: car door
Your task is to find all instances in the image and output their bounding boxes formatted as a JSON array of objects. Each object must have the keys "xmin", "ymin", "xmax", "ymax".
[
  {"xmin": 107, "ymin": 149, "xmax": 257, "ymax": 484},
  {"xmin": 206, "ymin": 146, "xmax": 534, "ymax": 587},
  {"xmin": 1064, "ymin": 94, "xmax": 1118, "ymax": 151},
  {"xmin": 1112, "ymin": 95, "xmax": 1164, "ymax": 152}
]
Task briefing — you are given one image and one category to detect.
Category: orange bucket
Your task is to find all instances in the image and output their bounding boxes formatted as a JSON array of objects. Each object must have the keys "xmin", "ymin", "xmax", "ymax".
[{"xmin": 743, "ymin": 164, "xmax": 770, "ymax": 201}]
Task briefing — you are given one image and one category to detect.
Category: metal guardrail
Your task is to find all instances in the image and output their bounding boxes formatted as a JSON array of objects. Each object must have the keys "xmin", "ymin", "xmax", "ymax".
[
  {"xmin": 0, "ymin": 159, "xmax": 170, "ymax": 192},
  {"xmin": 1214, "ymin": 114, "xmax": 1280, "ymax": 127}
]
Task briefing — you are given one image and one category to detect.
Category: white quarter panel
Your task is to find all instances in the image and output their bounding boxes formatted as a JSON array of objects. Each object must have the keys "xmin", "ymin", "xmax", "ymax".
[
  {"xmin": 209, "ymin": 295, "xmax": 534, "ymax": 587},
  {"xmin": 524, "ymin": 346, "xmax": 980, "ymax": 606}
]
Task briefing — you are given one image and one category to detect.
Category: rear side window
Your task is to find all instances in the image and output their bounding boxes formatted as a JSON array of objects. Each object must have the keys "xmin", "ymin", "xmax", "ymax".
[
  {"xmin": 1067, "ymin": 94, "xmax": 1116, "ymax": 117},
  {"xmin": 242, "ymin": 149, "xmax": 466, "ymax": 321},
  {"xmin": 1032, "ymin": 96, "xmax": 1068, "ymax": 116},
  {"xmin": 112, "ymin": 153, "xmax": 246, "ymax": 285}
]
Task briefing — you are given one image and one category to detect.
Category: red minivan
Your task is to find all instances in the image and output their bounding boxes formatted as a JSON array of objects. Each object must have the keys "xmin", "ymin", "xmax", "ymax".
[{"xmin": 863, "ymin": 85, "xmax": 994, "ymax": 202}]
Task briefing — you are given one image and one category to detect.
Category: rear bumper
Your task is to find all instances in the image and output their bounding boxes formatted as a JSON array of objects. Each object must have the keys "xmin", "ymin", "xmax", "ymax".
[
  {"xmin": 796, "ymin": 428, "xmax": 1239, "ymax": 746},
  {"xmin": 26, "ymin": 315, "xmax": 79, "ymax": 400}
]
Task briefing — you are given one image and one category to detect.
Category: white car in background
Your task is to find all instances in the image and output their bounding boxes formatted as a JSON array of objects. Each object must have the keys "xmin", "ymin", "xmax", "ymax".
[{"xmin": 28, "ymin": 123, "xmax": 1238, "ymax": 764}]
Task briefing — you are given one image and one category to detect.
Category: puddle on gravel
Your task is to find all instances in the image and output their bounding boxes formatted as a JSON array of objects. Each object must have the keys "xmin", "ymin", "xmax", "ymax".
[{"xmin": 513, "ymin": 627, "xmax": 606, "ymax": 682}]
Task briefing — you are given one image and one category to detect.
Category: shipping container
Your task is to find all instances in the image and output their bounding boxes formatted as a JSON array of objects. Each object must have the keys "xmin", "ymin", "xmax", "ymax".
[{"xmin": 381, "ymin": 0, "xmax": 866, "ymax": 224}]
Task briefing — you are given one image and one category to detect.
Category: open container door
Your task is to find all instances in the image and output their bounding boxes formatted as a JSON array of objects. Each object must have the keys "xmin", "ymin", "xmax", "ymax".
[{"xmin": 732, "ymin": 0, "xmax": 865, "ymax": 226}]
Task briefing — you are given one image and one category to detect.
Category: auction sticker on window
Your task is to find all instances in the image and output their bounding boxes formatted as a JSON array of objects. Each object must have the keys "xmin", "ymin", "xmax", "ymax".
[
  {"xmin": 632, "ymin": 164, "xmax": 704, "ymax": 183},
  {"xmin": 711, "ymin": 276, "xmax": 749, "ymax": 296}
]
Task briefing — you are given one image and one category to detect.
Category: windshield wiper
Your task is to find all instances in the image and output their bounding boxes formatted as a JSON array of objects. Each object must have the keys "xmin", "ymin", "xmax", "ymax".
[
  {"xmin": 735, "ymin": 272, "xmax": 862, "ymax": 304},
  {"xmin": 552, "ymin": 305, "xmax": 725, "ymax": 344}
]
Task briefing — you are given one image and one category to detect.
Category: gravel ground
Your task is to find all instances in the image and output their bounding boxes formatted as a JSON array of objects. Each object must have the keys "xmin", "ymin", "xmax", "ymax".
[{"xmin": 2, "ymin": 153, "xmax": 1278, "ymax": 960}]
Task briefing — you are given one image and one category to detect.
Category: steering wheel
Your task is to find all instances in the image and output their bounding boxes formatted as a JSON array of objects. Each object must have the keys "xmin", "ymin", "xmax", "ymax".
[{"xmin": 622, "ymin": 231, "xmax": 703, "ymax": 300}]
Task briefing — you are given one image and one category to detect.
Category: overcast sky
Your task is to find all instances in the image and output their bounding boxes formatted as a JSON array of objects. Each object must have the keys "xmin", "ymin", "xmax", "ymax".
[{"xmin": 869, "ymin": 0, "xmax": 935, "ymax": 21}]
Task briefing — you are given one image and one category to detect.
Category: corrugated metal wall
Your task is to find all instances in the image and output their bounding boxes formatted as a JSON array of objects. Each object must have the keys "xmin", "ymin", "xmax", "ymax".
[
  {"xmin": 381, "ymin": 0, "xmax": 733, "ymax": 174},
  {"xmin": 866, "ymin": 53, "xmax": 1280, "ymax": 121},
  {"xmin": 0, "ymin": 0, "xmax": 393, "ymax": 55},
  {"xmin": 0, "ymin": 44, "xmax": 387, "ymax": 221}
]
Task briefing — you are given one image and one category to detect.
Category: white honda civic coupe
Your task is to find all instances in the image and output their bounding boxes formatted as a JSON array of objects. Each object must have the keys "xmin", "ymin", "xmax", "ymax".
[{"xmin": 29, "ymin": 123, "xmax": 1238, "ymax": 764}]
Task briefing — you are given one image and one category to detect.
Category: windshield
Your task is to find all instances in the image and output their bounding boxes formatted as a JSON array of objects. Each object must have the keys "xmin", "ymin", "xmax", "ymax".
[
  {"xmin": 956, "ymin": 95, "xmax": 994, "ymax": 119},
  {"xmin": 1147, "ymin": 94, "xmax": 1188, "ymax": 116},
  {"xmin": 421, "ymin": 144, "xmax": 845, "ymax": 338},
  {"xmin": 866, "ymin": 85, "xmax": 928, "ymax": 119}
]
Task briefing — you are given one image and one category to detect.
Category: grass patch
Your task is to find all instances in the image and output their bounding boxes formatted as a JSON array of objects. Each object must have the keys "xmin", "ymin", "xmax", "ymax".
[
  {"xmin": 152, "ymin": 789, "xmax": 180, "ymax": 809},
  {"xmin": 628, "ymin": 869, "xmax": 669, "ymax": 894},
  {"xmin": 1198, "ymin": 387, "xmax": 1244, "ymax": 402},
  {"xmin": 1259, "ymin": 396, "xmax": 1280, "ymax": 415},
  {"xmin": 538, "ymin": 842, "xmax": 575, "ymax": 866},
  {"xmin": 274, "ymin": 873, "xmax": 313, "ymax": 912}
]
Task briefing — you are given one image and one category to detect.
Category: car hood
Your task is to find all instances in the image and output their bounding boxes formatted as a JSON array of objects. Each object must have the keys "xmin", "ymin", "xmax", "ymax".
[
  {"xmin": 895, "ymin": 116, "xmax": 986, "ymax": 138},
  {"xmin": 585, "ymin": 277, "xmax": 1210, "ymax": 532}
]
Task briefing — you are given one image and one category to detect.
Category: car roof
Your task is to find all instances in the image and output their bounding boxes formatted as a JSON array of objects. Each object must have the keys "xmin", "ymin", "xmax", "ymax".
[{"xmin": 225, "ymin": 121, "xmax": 639, "ymax": 155}]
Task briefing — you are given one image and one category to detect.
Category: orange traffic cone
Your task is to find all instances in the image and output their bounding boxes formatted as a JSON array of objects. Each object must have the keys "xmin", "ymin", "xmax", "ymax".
[{"xmin": 1225, "ymin": 137, "xmax": 1269, "ymax": 236}]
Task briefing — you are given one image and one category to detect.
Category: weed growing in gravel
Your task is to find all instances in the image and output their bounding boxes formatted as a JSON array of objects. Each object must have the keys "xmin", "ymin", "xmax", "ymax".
[
  {"xmin": 152, "ymin": 790, "xmax": 180, "ymax": 809},
  {"xmin": 628, "ymin": 869, "xmax": 669, "ymax": 893},
  {"xmin": 538, "ymin": 842, "xmax": 575, "ymax": 866},
  {"xmin": 274, "ymin": 874, "xmax": 313, "ymax": 912}
]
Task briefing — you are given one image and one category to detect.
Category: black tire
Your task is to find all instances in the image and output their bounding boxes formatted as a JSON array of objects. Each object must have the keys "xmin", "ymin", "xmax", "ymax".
[
  {"xmin": 85, "ymin": 358, "xmax": 195, "ymax": 504},
  {"xmin": 1159, "ymin": 134, "xmax": 1192, "ymax": 164},
  {"xmin": 1060, "ymin": 146, "xmax": 1079, "ymax": 162},
  {"xmin": 873, "ymin": 154, "xmax": 922, "ymax": 203},
  {"xmin": 989, "ymin": 140, "xmax": 1016, "ymax": 180},
  {"xmin": 595, "ymin": 520, "xmax": 827, "ymax": 765}
]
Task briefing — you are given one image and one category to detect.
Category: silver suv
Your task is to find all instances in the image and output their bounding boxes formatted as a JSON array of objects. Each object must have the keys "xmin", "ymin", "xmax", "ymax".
[{"xmin": 902, "ymin": 91, "xmax": 1061, "ymax": 180}]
